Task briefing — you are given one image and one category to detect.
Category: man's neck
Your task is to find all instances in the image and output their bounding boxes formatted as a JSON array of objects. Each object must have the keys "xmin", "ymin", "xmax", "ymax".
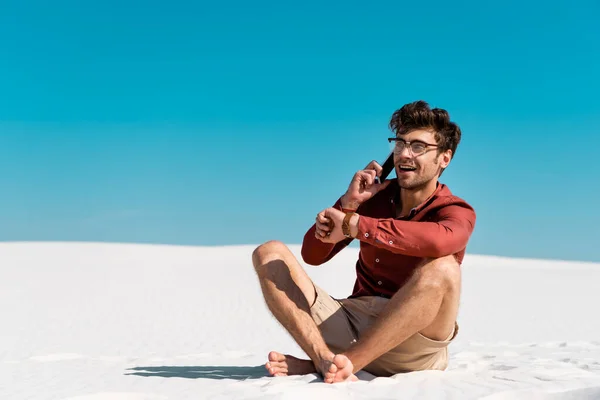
[{"xmin": 398, "ymin": 179, "xmax": 438, "ymax": 216}]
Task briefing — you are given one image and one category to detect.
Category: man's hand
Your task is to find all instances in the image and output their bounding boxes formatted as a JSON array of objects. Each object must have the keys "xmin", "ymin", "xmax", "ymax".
[
  {"xmin": 314, "ymin": 208, "xmax": 359, "ymax": 244},
  {"xmin": 341, "ymin": 160, "xmax": 392, "ymax": 210}
]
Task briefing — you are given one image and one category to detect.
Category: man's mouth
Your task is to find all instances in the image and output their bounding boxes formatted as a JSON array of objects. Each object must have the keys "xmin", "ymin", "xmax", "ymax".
[{"xmin": 398, "ymin": 165, "xmax": 417, "ymax": 172}]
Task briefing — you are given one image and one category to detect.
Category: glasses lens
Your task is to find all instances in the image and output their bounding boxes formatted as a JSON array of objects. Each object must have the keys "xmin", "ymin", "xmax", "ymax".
[
  {"xmin": 390, "ymin": 139, "xmax": 406, "ymax": 153},
  {"xmin": 411, "ymin": 142, "xmax": 427, "ymax": 154}
]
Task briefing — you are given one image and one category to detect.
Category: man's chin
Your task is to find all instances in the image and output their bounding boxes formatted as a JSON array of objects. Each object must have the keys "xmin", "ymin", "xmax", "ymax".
[
  {"xmin": 397, "ymin": 178, "xmax": 425, "ymax": 190},
  {"xmin": 397, "ymin": 175, "xmax": 413, "ymax": 186}
]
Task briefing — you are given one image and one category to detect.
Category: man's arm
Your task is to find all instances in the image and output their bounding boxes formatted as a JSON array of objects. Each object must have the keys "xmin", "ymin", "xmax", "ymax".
[
  {"xmin": 349, "ymin": 203, "xmax": 476, "ymax": 258},
  {"xmin": 302, "ymin": 160, "xmax": 391, "ymax": 265},
  {"xmin": 301, "ymin": 197, "xmax": 354, "ymax": 266}
]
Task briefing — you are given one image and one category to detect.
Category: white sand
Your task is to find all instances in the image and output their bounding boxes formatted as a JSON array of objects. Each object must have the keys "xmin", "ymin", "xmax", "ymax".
[{"xmin": 1, "ymin": 242, "xmax": 599, "ymax": 399}]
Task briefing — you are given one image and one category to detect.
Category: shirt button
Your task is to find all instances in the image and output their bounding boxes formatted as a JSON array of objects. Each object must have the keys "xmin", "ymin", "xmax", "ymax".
[
  {"xmin": 375, "ymin": 258, "xmax": 380, "ymax": 263},
  {"xmin": 364, "ymin": 233, "xmax": 369, "ymax": 238},
  {"xmin": 378, "ymin": 281, "xmax": 382, "ymax": 285},
  {"xmin": 388, "ymin": 240, "xmax": 393, "ymax": 244}
]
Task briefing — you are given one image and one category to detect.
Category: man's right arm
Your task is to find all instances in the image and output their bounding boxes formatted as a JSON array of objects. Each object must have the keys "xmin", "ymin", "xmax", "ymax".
[
  {"xmin": 300, "ymin": 197, "xmax": 354, "ymax": 266},
  {"xmin": 302, "ymin": 160, "xmax": 389, "ymax": 265}
]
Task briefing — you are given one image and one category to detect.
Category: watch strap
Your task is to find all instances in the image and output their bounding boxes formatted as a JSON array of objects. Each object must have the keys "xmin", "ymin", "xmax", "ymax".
[{"xmin": 342, "ymin": 212, "xmax": 356, "ymax": 238}]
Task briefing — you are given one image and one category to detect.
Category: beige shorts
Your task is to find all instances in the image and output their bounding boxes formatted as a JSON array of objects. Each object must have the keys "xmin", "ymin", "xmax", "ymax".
[{"xmin": 309, "ymin": 284, "xmax": 458, "ymax": 377}]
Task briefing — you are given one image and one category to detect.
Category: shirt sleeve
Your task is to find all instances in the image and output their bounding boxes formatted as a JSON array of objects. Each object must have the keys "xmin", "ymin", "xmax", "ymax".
[
  {"xmin": 356, "ymin": 202, "xmax": 476, "ymax": 258},
  {"xmin": 300, "ymin": 197, "xmax": 354, "ymax": 266}
]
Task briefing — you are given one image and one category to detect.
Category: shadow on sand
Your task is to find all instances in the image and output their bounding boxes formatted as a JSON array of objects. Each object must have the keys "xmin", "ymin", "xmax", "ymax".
[
  {"xmin": 125, "ymin": 365, "xmax": 270, "ymax": 380},
  {"xmin": 126, "ymin": 365, "xmax": 376, "ymax": 382}
]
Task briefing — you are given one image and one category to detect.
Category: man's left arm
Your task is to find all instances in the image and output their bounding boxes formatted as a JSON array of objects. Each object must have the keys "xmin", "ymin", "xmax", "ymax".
[{"xmin": 349, "ymin": 204, "xmax": 476, "ymax": 258}]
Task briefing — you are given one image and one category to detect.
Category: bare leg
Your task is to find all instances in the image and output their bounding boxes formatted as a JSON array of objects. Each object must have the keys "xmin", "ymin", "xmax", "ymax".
[
  {"xmin": 252, "ymin": 240, "xmax": 356, "ymax": 382},
  {"xmin": 340, "ymin": 255, "xmax": 461, "ymax": 377}
]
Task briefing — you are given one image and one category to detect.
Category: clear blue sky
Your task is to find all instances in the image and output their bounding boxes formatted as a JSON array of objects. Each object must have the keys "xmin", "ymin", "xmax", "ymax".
[{"xmin": 1, "ymin": 0, "xmax": 599, "ymax": 262}]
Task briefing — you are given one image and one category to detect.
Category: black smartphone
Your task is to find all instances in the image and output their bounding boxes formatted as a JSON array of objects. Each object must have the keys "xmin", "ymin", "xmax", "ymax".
[{"xmin": 375, "ymin": 151, "xmax": 395, "ymax": 183}]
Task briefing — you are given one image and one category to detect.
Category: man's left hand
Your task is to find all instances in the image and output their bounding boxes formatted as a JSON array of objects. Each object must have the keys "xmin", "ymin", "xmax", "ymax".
[{"xmin": 315, "ymin": 207, "xmax": 351, "ymax": 243}]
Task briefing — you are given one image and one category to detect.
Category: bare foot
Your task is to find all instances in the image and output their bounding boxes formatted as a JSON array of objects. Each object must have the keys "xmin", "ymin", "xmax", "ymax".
[
  {"xmin": 265, "ymin": 351, "xmax": 317, "ymax": 377},
  {"xmin": 323, "ymin": 354, "xmax": 358, "ymax": 384}
]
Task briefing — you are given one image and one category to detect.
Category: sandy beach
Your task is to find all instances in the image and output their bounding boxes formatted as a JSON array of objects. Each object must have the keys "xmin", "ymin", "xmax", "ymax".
[{"xmin": 1, "ymin": 242, "xmax": 599, "ymax": 399}]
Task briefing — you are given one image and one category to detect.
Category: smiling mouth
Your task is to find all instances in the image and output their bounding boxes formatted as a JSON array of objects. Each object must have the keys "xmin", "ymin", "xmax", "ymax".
[{"xmin": 398, "ymin": 165, "xmax": 417, "ymax": 172}]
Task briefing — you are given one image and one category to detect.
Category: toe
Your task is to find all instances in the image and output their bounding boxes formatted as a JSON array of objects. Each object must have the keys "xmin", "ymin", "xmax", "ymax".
[
  {"xmin": 324, "ymin": 364, "xmax": 337, "ymax": 383},
  {"xmin": 328, "ymin": 362, "xmax": 337, "ymax": 373},
  {"xmin": 331, "ymin": 355, "xmax": 356, "ymax": 382},
  {"xmin": 333, "ymin": 354, "xmax": 348, "ymax": 369},
  {"xmin": 268, "ymin": 351, "xmax": 285, "ymax": 362}
]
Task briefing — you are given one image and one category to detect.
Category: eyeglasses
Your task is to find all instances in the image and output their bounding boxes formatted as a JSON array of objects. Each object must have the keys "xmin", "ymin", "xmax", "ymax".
[{"xmin": 388, "ymin": 137, "xmax": 440, "ymax": 155}]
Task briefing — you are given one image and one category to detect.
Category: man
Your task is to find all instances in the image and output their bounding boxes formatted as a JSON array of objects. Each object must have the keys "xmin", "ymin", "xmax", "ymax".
[{"xmin": 251, "ymin": 100, "xmax": 476, "ymax": 383}]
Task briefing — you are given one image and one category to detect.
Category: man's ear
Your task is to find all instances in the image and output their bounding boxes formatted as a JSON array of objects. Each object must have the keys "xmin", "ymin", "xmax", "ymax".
[{"xmin": 440, "ymin": 150, "xmax": 452, "ymax": 169}]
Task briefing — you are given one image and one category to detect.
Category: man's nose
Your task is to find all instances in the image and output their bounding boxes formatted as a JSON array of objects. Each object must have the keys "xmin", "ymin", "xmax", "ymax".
[
  {"xmin": 395, "ymin": 152, "xmax": 411, "ymax": 166},
  {"xmin": 398, "ymin": 144, "xmax": 412, "ymax": 158}
]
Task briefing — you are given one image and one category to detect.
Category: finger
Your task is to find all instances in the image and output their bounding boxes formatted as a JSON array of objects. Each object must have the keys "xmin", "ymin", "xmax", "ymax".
[
  {"xmin": 318, "ymin": 233, "xmax": 332, "ymax": 243},
  {"xmin": 315, "ymin": 230, "xmax": 331, "ymax": 242},
  {"xmin": 316, "ymin": 214, "xmax": 331, "ymax": 224},
  {"xmin": 317, "ymin": 213, "xmax": 334, "ymax": 229},
  {"xmin": 362, "ymin": 169, "xmax": 377, "ymax": 180},
  {"xmin": 316, "ymin": 221, "xmax": 330, "ymax": 232},
  {"xmin": 364, "ymin": 178, "xmax": 392, "ymax": 196},
  {"xmin": 365, "ymin": 169, "xmax": 378, "ymax": 179},
  {"xmin": 317, "ymin": 222, "xmax": 334, "ymax": 235},
  {"xmin": 316, "ymin": 221, "xmax": 329, "ymax": 231},
  {"xmin": 364, "ymin": 160, "xmax": 383, "ymax": 176},
  {"xmin": 357, "ymin": 170, "xmax": 375, "ymax": 188},
  {"xmin": 323, "ymin": 207, "xmax": 339, "ymax": 218}
]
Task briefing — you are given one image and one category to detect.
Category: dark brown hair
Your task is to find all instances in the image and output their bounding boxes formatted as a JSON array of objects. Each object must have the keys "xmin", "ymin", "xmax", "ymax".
[{"xmin": 388, "ymin": 100, "xmax": 462, "ymax": 161}]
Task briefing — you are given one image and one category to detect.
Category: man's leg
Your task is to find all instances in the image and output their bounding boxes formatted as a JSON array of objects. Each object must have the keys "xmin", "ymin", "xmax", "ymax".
[
  {"xmin": 251, "ymin": 240, "xmax": 356, "ymax": 382},
  {"xmin": 341, "ymin": 255, "xmax": 461, "ymax": 376}
]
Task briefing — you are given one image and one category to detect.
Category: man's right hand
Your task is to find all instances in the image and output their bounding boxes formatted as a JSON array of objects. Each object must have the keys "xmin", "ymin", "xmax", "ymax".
[{"xmin": 341, "ymin": 160, "xmax": 391, "ymax": 210}]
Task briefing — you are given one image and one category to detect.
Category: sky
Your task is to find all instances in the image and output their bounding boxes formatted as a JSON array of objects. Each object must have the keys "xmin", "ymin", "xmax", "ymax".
[{"xmin": 1, "ymin": 0, "xmax": 599, "ymax": 262}]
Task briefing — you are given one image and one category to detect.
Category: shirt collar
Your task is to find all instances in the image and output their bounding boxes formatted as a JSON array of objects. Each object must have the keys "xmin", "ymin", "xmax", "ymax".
[{"xmin": 388, "ymin": 180, "xmax": 443, "ymax": 216}]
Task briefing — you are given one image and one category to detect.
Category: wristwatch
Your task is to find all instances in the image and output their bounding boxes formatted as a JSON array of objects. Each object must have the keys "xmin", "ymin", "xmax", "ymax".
[{"xmin": 342, "ymin": 212, "xmax": 356, "ymax": 238}]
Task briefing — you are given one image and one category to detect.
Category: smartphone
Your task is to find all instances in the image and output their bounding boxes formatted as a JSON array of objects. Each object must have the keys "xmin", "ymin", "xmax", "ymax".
[{"xmin": 375, "ymin": 151, "xmax": 395, "ymax": 184}]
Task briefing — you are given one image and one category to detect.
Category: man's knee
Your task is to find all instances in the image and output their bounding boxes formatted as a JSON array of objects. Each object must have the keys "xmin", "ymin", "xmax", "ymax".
[
  {"xmin": 252, "ymin": 240, "xmax": 289, "ymax": 270},
  {"xmin": 415, "ymin": 255, "xmax": 461, "ymax": 293}
]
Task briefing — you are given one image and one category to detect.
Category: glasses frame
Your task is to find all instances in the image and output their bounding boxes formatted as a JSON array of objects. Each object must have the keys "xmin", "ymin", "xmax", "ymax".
[{"xmin": 387, "ymin": 137, "xmax": 440, "ymax": 155}]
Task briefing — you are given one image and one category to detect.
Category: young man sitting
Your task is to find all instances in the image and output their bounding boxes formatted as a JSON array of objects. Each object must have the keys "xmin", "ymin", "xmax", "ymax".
[{"xmin": 252, "ymin": 100, "xmax": 477, "ymax": 383}]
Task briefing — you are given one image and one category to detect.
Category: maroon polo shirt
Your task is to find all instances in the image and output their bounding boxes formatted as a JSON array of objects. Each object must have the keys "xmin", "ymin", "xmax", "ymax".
[{"xmin": 301, "ymin": 180, "xmax": 476, "ymax": 299}]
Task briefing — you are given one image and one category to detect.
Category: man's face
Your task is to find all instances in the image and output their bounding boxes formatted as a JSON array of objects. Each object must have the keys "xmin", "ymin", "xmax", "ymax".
[{"xmin": 392, "ymin": 129, "xmax": 451, "ymax": 190}]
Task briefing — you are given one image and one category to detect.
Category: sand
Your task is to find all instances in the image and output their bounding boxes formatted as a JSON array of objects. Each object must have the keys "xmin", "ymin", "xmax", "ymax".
[{"xmin": 1, "ymin": 242, "xmax": 599, "ymax": 399}]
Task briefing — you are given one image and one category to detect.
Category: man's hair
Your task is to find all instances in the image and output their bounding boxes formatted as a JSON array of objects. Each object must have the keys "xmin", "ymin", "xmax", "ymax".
[{"xmin": 388, "ymin": 100, "xmax": 462, "ymax": 161}]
